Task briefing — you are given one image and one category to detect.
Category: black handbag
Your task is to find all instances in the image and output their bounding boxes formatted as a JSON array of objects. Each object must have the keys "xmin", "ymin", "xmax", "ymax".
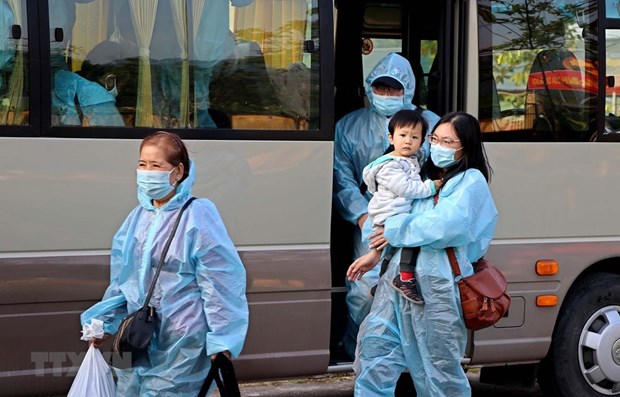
[
  {"xmin": 198, "ymin": 353, "xmax": 241, "ymax": 397},
  {"xmin": 112, "ymin": 197, "xmax": 195, "ymax": 366}
]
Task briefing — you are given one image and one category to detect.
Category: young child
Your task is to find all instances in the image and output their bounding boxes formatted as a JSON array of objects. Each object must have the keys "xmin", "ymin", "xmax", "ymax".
[{"xmin": 362, "ymin": 109, "xmax": 442, "ymax": 304}]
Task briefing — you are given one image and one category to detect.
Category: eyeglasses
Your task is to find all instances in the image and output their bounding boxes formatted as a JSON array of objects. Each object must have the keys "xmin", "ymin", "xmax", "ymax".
[
  {"xmin": 372, "ymin": 85, "xmax": 403, "ymax": 96},
  {"xmin": 429, "ymin": 135, "xmax": 461, "ymax": 147}
]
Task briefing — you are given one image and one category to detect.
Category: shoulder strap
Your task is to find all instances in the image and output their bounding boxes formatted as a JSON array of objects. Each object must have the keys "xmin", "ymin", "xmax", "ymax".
[
  {"xmin": 446, "ymin": 247, "xmax": 462, "ymax": 278},
  {"xmin": 142, "ymin": 197, "xmax": 196, "ymax": 309}
]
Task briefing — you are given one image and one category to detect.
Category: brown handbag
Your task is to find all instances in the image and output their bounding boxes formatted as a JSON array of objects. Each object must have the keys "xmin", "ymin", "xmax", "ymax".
[{"xmin": 446, "ymin": 247, "xmax": 511, "ymax": 330}]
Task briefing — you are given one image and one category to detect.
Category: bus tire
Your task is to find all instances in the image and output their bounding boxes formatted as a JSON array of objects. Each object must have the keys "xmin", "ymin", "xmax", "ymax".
[{"xmin": 538, "ymin": 272, "xmax": 620, "ymax": 396}]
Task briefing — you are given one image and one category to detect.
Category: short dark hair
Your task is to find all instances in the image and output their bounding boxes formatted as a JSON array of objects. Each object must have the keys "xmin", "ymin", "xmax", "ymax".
[
  {"xmin": 388, "ymin": 108, "xmax": 428, "ymax": 138},
  {"xmin": 140, "ymin": 131, "xmax": 190, "ymax": 183}
]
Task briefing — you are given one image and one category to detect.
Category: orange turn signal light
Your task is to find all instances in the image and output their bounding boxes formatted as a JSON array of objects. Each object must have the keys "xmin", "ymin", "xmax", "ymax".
[
  {"xmin": 537, "ymin": 295, "xmax": 558, "ymax": 307},
  {"xmin": 536, "ymin": 260, "xmax": 558, "ymax": 276}
]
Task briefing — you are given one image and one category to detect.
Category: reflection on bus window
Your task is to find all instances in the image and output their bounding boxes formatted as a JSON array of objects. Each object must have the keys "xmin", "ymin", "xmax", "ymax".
[
  {"xmin": 605, "ymin": 30, "xmax": 620, "ymax": 135},
  {"xmin": 0, "ymin": 0, "xmax": 27, "ymax": 126},
  {"xmin": 478, "ymin": 0, "xmax": 597, "ymax": 141},
  {"xmin": 52, "ymin": 0, "xmax": 319, "ymax": 130}
]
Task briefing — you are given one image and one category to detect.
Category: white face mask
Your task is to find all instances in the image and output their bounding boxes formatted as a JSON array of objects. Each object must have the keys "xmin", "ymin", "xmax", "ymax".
[
  {"xmin": 136, "ymin": 169, "xmax": 175, "ymax": 200},
  {"xmin": 105, "ymin": 74, "xmax": 118, "ymax": 98}
]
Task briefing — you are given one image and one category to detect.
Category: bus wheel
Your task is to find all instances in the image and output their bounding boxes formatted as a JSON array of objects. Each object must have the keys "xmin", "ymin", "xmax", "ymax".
[{"xmin": 538, "ymin": 273, "xmax": 620, "ymax": 396}]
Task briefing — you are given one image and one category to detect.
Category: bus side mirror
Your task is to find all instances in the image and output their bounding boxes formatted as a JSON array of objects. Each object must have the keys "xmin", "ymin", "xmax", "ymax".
[
  {"xmin": 11, "ymin": 24, "xmax": 21, "ymax": 40},
  {"xmin": 608, "ymin": 76, "xmax": 615, "ymax": 88}
]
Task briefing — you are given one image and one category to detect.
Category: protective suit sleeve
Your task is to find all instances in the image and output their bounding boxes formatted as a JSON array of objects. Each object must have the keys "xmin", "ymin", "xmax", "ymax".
[
  {"xmin": 333, "ymin": 118, "xmax": 368, "ymax": 224},
  {"xmin": 194, "ymin": 201, "xmax": 249, "ymax": 358},
  {"xmin": 384, "ymin": 169, "xmax": 497, "ymax": 251},
  {"xmin": 80, "ymin": 210, "xmax": 134, "ymax": 335},
  {"xmin": 376, "ymin": 161, "xmax": 433, "ymax": 199}
]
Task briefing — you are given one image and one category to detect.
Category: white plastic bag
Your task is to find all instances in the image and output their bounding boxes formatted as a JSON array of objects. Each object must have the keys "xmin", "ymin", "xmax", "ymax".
[{"xmin": 68, "ymin": 319, "xmax": 116, "ymax": 397}]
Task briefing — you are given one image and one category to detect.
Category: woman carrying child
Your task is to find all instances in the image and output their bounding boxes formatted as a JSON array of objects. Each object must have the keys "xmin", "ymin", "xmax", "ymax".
[{"xmin": 348, "ymin": 112, "xmax": 498, "ymax": 396}]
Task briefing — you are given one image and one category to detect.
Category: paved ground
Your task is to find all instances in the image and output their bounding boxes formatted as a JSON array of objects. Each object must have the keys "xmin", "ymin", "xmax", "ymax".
[
  {"xmin": 217, "ymin": 370, "xmax": 546, "ymax": 397},
  {"xmin": 51, "ymin": 369, "xmax": 546, "ymax": 396}
]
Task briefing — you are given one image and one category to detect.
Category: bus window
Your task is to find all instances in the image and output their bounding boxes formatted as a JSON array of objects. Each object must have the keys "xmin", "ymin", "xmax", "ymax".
[
  {"xmin": 478, "ymin": 0, "xmax": 598, "ymax": 141},
  {"xmin": 419, "ymin": 39, "xmax": 437, "ymax": 108},
  {"xmin": 0, "ymin": 0, "xmax": 28, "ymax": 126},
  {"xmin": 50, "ymin": 0, "xmax": 319, "ymax": 130}
]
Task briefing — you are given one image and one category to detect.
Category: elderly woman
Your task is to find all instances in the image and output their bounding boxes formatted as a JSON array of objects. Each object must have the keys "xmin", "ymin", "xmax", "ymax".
[{"xmin": 81, "ymin": 131, "xmax": 248, "ymax": 396}]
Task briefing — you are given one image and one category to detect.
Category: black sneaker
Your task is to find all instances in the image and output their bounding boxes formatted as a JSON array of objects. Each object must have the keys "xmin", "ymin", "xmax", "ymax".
[{"xmin": 390, "ymin": 275, "xmax": 424, "ymax": 304}]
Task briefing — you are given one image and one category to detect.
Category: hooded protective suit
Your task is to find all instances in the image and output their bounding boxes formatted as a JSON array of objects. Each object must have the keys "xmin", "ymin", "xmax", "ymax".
[
  {"xmin": 354, "ymin": 169, "xmax": 498, "ymax": 397},
  {"xmin": 81, "ymin": 161, "xmax": 248, "ymax": 397},
  {"xmin": 333, "ymin": 52, "xmax": 440, "ymax": 358}
]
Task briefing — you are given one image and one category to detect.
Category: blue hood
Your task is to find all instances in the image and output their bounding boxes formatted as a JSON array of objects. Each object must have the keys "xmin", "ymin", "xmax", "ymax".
[{"xmin": 365, "ymin": 52, "xmax": 416, "ymax": 112}]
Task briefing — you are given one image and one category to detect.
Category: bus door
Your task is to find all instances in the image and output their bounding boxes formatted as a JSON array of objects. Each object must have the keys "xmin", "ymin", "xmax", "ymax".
[{"xmin": 330, "ymin": 0, "xmax": 459, "ymax": 363}]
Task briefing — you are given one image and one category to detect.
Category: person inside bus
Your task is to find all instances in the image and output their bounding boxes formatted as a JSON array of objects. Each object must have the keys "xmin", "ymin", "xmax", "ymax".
[
  {"xmin": 333, "ymin": 52, "xmax": 440, "ymax": 359},
  {"xmin": 347, "ymin": 112, "xmax": 498, "ymax": 396},
  {"xmin": 49, "ymin": 0, "xmax": 125, "ymax": 126},
  {"xmin": 80, "ymin": 131, "xmax": 249, "ymax": 396},
  {"xmin": 362, "ymin": 109, "xmax": 442, "ymax": 304}
]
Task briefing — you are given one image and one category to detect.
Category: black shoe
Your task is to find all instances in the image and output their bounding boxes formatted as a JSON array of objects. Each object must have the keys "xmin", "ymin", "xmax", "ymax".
[{"xmin": 390, "ymin": 275, "xmax": 424, "ymax": 304}]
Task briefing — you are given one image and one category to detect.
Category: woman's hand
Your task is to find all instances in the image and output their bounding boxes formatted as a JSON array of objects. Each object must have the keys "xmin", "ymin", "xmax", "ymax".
[
  {"xmin": 211, "ymin": 350, "xmax": 232, "ymax": 361},
  {"xmin": 347, "ymin": 249, "xmax": 381, "ymax": 281},
  {"xmin": 89, "ymin": 333, "xmax": 110, "ymax": 348},
  {"xmin": 368, "ymin": 227, "xmax": 388, "ymax": 250}
]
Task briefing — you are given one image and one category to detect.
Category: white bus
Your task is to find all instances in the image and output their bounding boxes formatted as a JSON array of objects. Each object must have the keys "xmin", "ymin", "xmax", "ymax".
[{"xmin": 0, "ymin": 1, "xmax": 619, "ymax": 396}]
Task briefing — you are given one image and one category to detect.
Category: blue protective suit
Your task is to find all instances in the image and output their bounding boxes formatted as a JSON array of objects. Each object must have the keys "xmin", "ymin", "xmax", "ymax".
[
  {"xmin": 193, "ymin": 0, "xmax": 254, "ymax": 127},
  {"xmin": 81, "ymin": 161, "xmax": 248, "ymax": 397},
  {"xmin": 48, "ymin": 0, "xmax": 96, "ymax": 69},
  {"xmin": 333, "ymin": 52, "xmax": 440, "ymax": 358},
  {"xmin": 53, "ymin": 70, "xmax": 124, "ymax": 126},
  {"xmin": 354, "ymin": 169, "xmax": 498, "ymax": 397},
  {"xmin": 0, "ymin": 1, "xmax": 15, "ymax": 78}
]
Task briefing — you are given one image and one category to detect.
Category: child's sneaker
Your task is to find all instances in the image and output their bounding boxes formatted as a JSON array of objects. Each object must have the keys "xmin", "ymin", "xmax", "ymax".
[{"xmin": 390, "ymin": 275, "xmax": 424, "ymax": 304}]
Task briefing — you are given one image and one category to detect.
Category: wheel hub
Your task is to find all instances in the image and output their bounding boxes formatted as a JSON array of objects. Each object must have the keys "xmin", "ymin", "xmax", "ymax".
[
  {"xmin": 614, "ymin": 339, "xmax": 620, "ymax": 366},
  {"xmin": 578, "ymin": 305, "xmax": 620, "ymax": 395}
]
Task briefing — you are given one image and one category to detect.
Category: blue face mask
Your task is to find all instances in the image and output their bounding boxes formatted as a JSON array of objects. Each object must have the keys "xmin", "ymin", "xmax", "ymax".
[
  {"xmin": 136, "ymin": 169, "xmax": 176, "ymax": 200},
  {"xmin": 430, "ymin": 144, "xmax": 461, "ymax": 168},
  {"xmin": 372, "ymin": 94, "xmax": 404, "ymax": 117}
]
